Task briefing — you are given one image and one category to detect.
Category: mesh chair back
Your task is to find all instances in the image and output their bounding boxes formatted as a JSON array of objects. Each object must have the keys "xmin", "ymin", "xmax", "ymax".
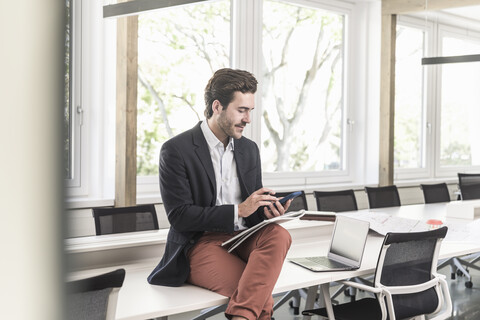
[
  {"xmin": 458, "ymin": 173, "xmax": 480, "ymax": 200},
  {"xmin": 276, "ymin": 191, "xmax": 308, "ymax": 212},
  {"xmin": 313, "ymin": 190, "xmax": 358, "ymax": 212},
  {"xmin": 365, "ymin": 185, "xmax": 401, "ymax": 209},
  {"xmin": 420, "ymin": 183, "xmax": 451, "ymax": 204},
  {"xmin": 93, "ymin": 204, "xmax": 159, "ymax": 235},
  {"xmin": 375, "ymin": 227, "xmax": 447, "ymax": 319},
  {"xmin": 66, "ymin": 268, "xmax": 126, "ymax": 320}
]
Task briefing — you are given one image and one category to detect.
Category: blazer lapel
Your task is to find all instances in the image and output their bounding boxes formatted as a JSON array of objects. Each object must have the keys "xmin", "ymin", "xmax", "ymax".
[
  {"xmin": 192, "ymin": 123, "xmax": 216, "ymax": 197},
  {"xmin": 233, "ymin": 139, "xmax": 251, "ymax": 199}
]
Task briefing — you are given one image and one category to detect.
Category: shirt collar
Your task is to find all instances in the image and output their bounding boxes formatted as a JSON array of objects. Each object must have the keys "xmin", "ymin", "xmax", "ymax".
[{"xmin": 201, "ymin": 120, "xmax": 234, "ymax": 151}]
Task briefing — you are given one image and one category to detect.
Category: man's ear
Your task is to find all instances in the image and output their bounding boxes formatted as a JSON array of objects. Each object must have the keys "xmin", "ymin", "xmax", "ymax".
[{"xmin": 212, "ymin": 100, "xmax": 222, "ymax": 115}]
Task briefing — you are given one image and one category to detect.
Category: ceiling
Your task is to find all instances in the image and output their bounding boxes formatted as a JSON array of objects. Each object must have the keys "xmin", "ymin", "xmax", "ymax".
[{"xmin": 441, "ymin": 5, "xmax": 480, "ymax": 22}]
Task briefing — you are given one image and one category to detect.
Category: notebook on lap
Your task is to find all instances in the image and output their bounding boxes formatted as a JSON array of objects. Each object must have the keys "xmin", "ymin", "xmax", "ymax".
[{"xmin": 288, "ymin": 215, "xmax": 370, "ymax": 272}]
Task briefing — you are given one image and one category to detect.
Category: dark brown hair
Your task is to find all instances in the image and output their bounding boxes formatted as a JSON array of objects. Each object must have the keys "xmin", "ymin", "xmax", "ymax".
[{"xmin": 204, "ymin": 68, "xmax": 258, "ymax": 119}]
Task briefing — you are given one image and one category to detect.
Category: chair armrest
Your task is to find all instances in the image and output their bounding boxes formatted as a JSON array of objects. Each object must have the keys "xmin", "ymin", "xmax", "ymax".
[
  {"xmin": 339, "ymin": 280, "xmax": 382, "ymax": 294},
  {"xmin": 382, "ymin": 276, "xmax": 452, "ymax": 320},
  {"xmin": 382, "ymin": 277, "xmax": 439, "ymax": 295}
]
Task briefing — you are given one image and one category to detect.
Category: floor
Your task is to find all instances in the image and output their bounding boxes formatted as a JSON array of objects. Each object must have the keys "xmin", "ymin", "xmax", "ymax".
[{"xmin": 169, "ymin": 260, "xmax": 480, "ymax": 320}]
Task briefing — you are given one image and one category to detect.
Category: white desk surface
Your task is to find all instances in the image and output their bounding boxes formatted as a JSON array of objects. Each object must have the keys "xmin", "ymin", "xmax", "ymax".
[{"xmin": 69, "ymin": 203, "xmax": 480, "ymax": 320}]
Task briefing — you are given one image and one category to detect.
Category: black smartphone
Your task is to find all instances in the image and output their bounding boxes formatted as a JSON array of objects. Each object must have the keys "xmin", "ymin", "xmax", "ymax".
[{"xmin": 278, "ymin": 191, "xmax": 302, "ymax": 204}]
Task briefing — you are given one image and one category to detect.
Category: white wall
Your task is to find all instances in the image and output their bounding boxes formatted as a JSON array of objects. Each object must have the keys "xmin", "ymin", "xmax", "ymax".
[{"xmin": 0, "ymin": 1, "xmax": 64, "ymax": 319}]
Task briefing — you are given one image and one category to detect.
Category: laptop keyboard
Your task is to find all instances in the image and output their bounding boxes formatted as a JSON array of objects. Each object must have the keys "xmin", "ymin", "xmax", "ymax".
[{"xmin": 304, "ymin": 256, "xmax": 347, "ymax": 268}]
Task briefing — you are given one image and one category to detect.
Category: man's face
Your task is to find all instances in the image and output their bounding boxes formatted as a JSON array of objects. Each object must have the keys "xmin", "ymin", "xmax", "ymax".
[{"xmin": 215, "ymin": 91, "xmax": 255, "ymax": 141}]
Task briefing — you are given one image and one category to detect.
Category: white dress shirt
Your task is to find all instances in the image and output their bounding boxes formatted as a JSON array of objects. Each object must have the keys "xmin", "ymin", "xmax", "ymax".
[{"xmin": 201, "ymin": 120, "xmax": 246, "ymax": 230}]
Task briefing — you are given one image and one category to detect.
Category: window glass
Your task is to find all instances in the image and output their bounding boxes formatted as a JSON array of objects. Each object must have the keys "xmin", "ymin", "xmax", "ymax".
[
  {"xmin": 394, "ymin": 25, "xmax": 426, "ymax": 169},
  {"xmin": 261, "ymin": 0, "xmax": 345, "ymax": 173},
  {"xmin": 136, "ymin": 1, "xmax": 230, "ymax": 175},
  {"xmin": 439, "ymin": 36, "xmax": 480, "ymax": 167},
  {"xmin": 64, "ymin": 0, "xmax": 73, "ymax": 179}
]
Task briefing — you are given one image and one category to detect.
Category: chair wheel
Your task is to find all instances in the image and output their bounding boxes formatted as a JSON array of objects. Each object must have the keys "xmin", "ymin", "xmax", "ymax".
[
  {"xmin": 457, "ymin": 269, "xmax": 464, "ymax": 276},
  {"xmin": 465, "ymin": 281, "xmax": 473, "ymax": 288},
  {"xmin": 451, "ymin": 272, "xmax": 456, "ymax": 280},
  {"xmin": 288, "ymin": 301, "xmax": 299, "ymax": 315},
  {"xmin": 344, "ymin": 288, "xmax": 355, "ymax": 297}
]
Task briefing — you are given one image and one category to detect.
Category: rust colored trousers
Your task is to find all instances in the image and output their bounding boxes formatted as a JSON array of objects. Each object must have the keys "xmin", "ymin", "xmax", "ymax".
[{"xmin": 187, "ymin": 223, "xmax": 292, "ymax": 320}]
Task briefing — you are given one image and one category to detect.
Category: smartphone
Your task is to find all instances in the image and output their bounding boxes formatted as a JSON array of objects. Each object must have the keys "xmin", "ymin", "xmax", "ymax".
[{"xmin": 278, "ymin": 191, "xmax": 302, "ymax": 204}]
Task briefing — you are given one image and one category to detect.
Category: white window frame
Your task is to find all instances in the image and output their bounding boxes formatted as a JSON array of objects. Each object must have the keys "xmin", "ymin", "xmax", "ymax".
[
  {"xmin": 66, "ymin": 0, "xmax": 115, "ymax": 205},
  {"xmin": 137, "ymin": 0, "xmax": 378, "ymax": 200},
  {"xmin": 393, "ymin": 16, "xmax": 435, "ymax": 182},
  {"xmin": 65, "ymin": 0, "xmax": 85, "ymax": 192},
  {"xmin": 67, "ymin": 0, "xmax": 381, "ymax": 206},
  {"xmin": 434, "ymin": 23, "xmax": 480, "ymax": 178},
  {"xmin": 257, "ymin": 0, "xmax": 355, "ymax": 189},
  {"xmin": 395, "ymin": 13, "xmax": 480, "ymax": 183}
]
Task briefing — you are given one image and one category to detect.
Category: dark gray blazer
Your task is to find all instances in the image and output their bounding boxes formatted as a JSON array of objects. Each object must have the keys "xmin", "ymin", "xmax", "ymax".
[{"xmin": 147, "ymin": 122, "xmax": 265, "ymax": 286}]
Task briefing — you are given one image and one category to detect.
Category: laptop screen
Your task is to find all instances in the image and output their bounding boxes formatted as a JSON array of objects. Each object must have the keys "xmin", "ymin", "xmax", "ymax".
[{"xmin": 329, "ymin": 216, "xmax": 370, "ymax": 263}]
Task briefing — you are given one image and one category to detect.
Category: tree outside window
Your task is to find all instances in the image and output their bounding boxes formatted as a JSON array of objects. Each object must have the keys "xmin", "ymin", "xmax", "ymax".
[{"xmin": 136, "ymin": 0, "xmax": 346, "ymax": 176}]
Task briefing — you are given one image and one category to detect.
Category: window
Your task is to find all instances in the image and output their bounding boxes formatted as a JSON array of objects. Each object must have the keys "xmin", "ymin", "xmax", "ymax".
[
  {"xmin": 261, "ymin": 1, "xmax": 347, "ymax": 174},
  {"xmin": 136, "ymin": 0, "xmax": 231, "ymax": 176},
  {"xmin": 395, "ymin": 17, "xmax": 480, "ymax": 181},
  {"xmin": 68, "ymin": 0, "xmax": 372, "ymax": 206},
  {"xmin": 438, "ymin": 28, "xmax": 480, "ymax": 168},
  {"xmin": 394, "ymin": 23, "xmax": 427, "ymax": 171},
  {"xmin": 64, "ymin": 0, "xmax": 83, "ymax": 188}
]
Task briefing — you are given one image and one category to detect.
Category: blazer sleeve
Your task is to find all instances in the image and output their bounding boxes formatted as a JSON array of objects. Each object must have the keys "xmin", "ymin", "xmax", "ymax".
[
  {"xmin": 159, "ymin": 138, "xmax": 235, "ymax": 234},
  {"xmin": 242, "ymin": 141, "xmax": 267, "ymax": 227}
]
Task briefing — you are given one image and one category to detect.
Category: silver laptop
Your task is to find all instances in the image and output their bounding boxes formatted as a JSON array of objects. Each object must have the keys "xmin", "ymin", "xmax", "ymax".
[{"xmin": 288, "ymin": 215, "xmax": 370, "ymax": 272}]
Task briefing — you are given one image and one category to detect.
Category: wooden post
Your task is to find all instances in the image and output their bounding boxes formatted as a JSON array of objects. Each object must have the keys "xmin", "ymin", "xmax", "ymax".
[
  {"xmin": 115, "ymin": 14, "xmax": 138, "ymax": 207},
  {"xmin": 378, "ymin": 12, "xmax": 396, "ymax": 186}
]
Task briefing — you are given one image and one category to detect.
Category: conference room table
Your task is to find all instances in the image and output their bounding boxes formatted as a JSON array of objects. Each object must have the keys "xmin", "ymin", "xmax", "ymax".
[
  {"xmin": 74, "ymin": 201, "xmax": 480, "ymax": 320},
  {"xmin": 282, "ymin": 201, "xmax": 480, "ymax": 319}
]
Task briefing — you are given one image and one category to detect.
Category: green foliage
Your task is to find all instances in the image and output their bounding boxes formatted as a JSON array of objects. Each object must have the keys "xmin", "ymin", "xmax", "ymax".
[
  {"xmin": 136, "ymin": 1, "xmax": 230, "ymax": 176},
  {"xmin": 441, "ymin": 142, "xmax": 471, "ymax": 167}
]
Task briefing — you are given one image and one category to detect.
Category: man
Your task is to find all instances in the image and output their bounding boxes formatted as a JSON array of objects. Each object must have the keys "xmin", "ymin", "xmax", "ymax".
[{"xmin": 148, "ymin": 68, "xmax": 293, "ymax": 320}]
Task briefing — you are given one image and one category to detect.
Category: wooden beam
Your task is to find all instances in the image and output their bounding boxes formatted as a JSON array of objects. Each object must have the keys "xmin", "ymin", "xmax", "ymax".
[
  {"xmin": 115, "ymin": 14, "xmax": 138, "ymax": 207},
  {"xmin": 378, "ymin": 13, "xmax": 396, "ymax": 186},
  {"xmin": 382, "ymin": 0, "xmax": 480, "ymax": 15}
]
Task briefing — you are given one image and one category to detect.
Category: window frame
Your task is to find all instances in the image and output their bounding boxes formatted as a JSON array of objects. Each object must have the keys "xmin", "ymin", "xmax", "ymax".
[
  {"xmin": 394, "ymin": 14, "xmax": 480, "ymax": 183},
  {"xmin": 434, "ymin": 23, "xmax": 480, "ymax": 178},
  {"xmin": 256, "ymin": 0, "xmax": 355, "ymax": 187},
  {"xmin": 393, "ymin": 16, "xmax": 434, "ymax": 181},
  {"xmin": 65, "ymin": 0, "xmax": 85, "ymax": 191},
  {"xmin": 67, "ymin": 0, "xmax": 380, "ymax": 206},
  {"xmin": 66, "ymin": 0, "xmax": 114, "ymax": 202}
]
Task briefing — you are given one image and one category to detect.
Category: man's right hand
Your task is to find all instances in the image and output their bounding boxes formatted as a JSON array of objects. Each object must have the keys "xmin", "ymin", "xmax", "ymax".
[{"xmin": 238, "ymin": 187, "xmax": 278, "ymax": 218}]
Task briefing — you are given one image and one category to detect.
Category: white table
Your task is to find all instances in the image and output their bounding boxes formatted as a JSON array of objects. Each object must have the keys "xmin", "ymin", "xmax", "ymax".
[{"xmin": 68, "ymin": 203, "xmax": 480, "ymax": 320}]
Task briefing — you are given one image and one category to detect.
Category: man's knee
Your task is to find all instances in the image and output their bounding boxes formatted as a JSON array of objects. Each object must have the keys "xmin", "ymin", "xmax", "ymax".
[{"xmin": 264, "ymin": 224, "xmax": 292, "ymax": 248}]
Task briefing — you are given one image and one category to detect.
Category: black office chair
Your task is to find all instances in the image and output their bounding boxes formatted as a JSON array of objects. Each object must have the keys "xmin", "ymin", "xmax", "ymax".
[
  {"xmin": 303, "ymin": 227, "xmax": 452, "ymax": 320},
  {"xmin": 458, "ymin": 173, "xmax": 480, "ymax": 200},
  {"xmin": 438, "ymin": 173, "xmax": 480, "ymax": 287},
  {"xmin": 92, "ymin": 204, "xmax": 159, "ymax": 235},
  {"xmin": 66, "ymin": 268, "xmax": 126, "ymax": 320},
  {"xmin": 276, "ymin": 190, "xmax": 308, "ymax": 213},
  {"xmin": 313, "ymin": 189, "xmax": 358, "ymax": 212},
  {"xmin": 421, "ymin": 183, "xmax": 451, "ymax": 204},
  {"xmin": 365, "ymin": 185, "xmax": 401, "ymax": 209},
  {"xmin": 421, "ymin": 183, "xmax": 466, "ymax": 285}
]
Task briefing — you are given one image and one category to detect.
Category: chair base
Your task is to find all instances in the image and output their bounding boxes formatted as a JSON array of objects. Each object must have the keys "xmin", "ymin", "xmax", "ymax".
[{"xmin": 303, "ymin": 298, "xmax": 383, "ymax": 320}]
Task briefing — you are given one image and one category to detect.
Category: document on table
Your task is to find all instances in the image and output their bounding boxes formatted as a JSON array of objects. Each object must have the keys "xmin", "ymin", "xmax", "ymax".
[
  {"xmin": 340, "ymin": 211, "xmax": 428, "ymax": 235},
  {"xmin": 444, "ymin": 218, "xmax": 480, "ymax": 242},
  {"xmin": 341, "ymin": 211, "xmax": 480, "ymax": 243}
]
